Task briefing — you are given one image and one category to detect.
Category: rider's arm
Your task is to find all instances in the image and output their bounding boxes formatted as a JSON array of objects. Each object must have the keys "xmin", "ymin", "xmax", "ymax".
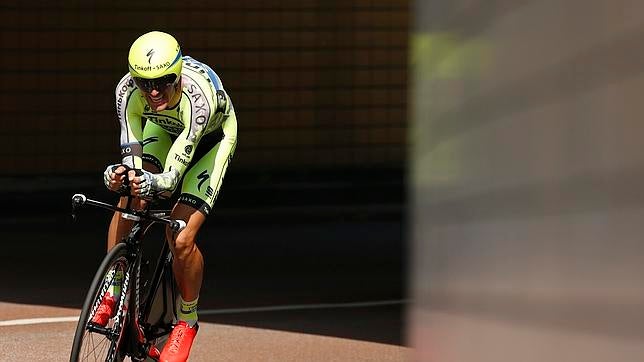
[
  {"xmin": 115, "ymin": 76, "xmax": 144, "ymax": 169},
  {"xmin": 148, "ymin": 91, "xmax": 237, "ymax": 194},
  {"xmin": 119, "ymin": 113, "xmax": 144, "ymax": 170},
  {"xmin": 147, "ymin": 126, "xmax": 198, "ymax": 192}
]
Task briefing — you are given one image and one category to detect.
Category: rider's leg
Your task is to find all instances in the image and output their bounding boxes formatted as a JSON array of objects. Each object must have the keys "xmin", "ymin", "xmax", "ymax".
[
  {"xmin": 164, "ymin": 124, "xmax": 236, "ymax": 324},
  {"xmin": 106, "ymin": 197, "xmax": 138, "ymax": 251},
  {"xmin": 93, "ymin": 190, "xmax": 149, "ymax": 326},
  {"xmin": 160, "ymin": 114, "xmax": 236, "ymax": 360},
  {"xmin": 165, "ymin": 203, "xmax": 206, "ymax": 325}
]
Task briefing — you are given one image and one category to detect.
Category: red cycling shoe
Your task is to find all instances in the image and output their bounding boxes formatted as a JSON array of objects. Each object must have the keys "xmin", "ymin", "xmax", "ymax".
[
  {"xmin": 160, "ymin": 321, "xmax": 199, "ymax": 362},
  {"xmin": 90, "ymin": 295, "xmax": 116, "ymax": 327}
]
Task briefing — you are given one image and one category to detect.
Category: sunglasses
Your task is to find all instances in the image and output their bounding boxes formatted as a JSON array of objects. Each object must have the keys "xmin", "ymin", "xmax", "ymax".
[{"xmin": 133, "ymin": 74, "xmax": 178, "ymax": 93}]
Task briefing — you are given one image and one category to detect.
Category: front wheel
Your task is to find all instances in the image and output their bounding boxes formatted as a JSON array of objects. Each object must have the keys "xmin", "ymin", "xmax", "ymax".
[{"xmin": 70, "ymin": 243, "xmax": 131, "ymax": 362}]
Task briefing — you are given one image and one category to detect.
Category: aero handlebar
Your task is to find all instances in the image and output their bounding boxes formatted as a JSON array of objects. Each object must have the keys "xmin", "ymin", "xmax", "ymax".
[{"xmin": 71, "ymin": 193, "xmax": 186, "ymax": 232}]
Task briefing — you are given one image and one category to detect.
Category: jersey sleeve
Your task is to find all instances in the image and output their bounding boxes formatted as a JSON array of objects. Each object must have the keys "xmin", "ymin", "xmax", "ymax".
[
  {"xmin": 115, "ymin": 75, "xmax": 144, "ymax": 169},
  {"xmin": 208, "ymin": 100, "xmax": 238, "ymax": 191},
  {"xmin": 150, "ymin": 126, "xmax": 198, "ymax": 192}
]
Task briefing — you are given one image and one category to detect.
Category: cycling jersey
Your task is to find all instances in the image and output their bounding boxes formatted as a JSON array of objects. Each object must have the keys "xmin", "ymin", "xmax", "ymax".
[{"xmin": 115, "ymin": 56, "xmax": 237, "ymax": 214}]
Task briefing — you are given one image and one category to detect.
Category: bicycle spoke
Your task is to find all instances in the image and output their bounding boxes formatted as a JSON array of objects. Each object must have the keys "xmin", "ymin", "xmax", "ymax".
[{"xmin": 80, "ymin": 329, "xmax": 111, "ymax": 361}]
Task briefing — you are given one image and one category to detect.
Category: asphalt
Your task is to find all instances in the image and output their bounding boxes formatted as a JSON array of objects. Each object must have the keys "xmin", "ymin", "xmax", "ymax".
[{"xmin": 0, "ymin": 319, "xmax": 410, "ymax": 362}]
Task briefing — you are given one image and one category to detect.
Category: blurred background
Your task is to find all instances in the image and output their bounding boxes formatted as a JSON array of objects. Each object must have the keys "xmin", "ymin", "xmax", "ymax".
[
  {"xmin": 410, "ymin": 1, "xmax": 644, "ymax": 361},
  {"xmin": 0, "ymin": 0, "xmax": 408, "ymax": 349}
]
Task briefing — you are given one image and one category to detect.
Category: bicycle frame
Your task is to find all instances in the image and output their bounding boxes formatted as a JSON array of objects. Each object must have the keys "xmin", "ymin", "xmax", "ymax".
[{"xmin": 72, "ymin": 193, "xmax": 186, "ymax": 361}]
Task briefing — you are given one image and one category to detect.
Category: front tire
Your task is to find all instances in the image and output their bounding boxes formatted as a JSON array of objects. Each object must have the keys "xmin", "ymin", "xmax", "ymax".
[{"xmin": 70, "ymin": 243, "xmax": 130, "ymax": 362}]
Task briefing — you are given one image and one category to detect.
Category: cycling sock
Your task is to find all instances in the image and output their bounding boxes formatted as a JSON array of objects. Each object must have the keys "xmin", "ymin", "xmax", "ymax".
[
  {"xmin": 177, "ymin": 296, "xmax": 199, "ymax": 327},
  {"xmin": 106, "ymin": 269, "xmax": 124, "ymax": 300}
]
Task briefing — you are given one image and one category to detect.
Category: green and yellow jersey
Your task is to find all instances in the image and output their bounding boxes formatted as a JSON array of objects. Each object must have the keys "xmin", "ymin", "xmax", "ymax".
[{"xmin": 115, "ymin": 56, "xmax": 237, "ymax": 214}]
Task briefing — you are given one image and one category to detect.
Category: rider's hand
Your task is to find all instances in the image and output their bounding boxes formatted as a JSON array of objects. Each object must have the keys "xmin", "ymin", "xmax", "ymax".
[
  {"xmin": 130, "ymin": 170, "xmax": 155, "ymax": 197},
  {"xmin": 103, "ymin": 164, "xmax": 128, "ymax": 192}
]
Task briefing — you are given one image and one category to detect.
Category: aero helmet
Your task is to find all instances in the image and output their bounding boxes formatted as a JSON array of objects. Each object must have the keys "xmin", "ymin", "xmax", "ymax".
[{"xmin": 128, "ymin": 31, "xmax": 182, "ymax": 92}]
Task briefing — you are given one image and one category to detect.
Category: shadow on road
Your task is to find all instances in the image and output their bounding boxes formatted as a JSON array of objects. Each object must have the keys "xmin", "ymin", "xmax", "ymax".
[{"xmin": 0, "ymin": 169, "xmax": 407, "ymax": 345}]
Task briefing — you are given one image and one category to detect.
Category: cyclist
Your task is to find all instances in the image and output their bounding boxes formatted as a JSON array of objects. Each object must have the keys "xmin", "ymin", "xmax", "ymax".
[{"xmin": 97, "ymin": 31, "xmax": 237, "ymax": 362}]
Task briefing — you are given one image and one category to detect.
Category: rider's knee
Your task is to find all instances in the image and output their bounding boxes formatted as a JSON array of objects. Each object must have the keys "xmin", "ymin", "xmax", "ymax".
[{"xmin": 168, "ymin": 229, "xmax": 196, "ymax": 261}]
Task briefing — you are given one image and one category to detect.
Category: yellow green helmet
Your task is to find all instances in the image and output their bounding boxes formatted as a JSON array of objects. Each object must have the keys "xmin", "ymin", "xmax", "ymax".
[{"xmin": 128, "ymin": 31, "xmax": 182, "ymax": 91}]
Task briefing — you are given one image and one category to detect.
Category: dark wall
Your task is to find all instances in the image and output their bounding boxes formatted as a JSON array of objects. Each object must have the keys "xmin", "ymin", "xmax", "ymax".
[{"xmin": 1, "ymin": 1, "xmax": 408, "ymax": 176}]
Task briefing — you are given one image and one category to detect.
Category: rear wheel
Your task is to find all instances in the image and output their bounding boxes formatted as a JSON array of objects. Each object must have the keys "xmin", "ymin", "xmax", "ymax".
[{"xmin": 70, "ymin": 243, "xmax": 131, "ymax": 362}]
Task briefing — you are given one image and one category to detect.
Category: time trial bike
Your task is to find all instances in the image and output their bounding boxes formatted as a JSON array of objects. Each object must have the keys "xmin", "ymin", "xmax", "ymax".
[{"xmin": 69, "ymin": 192, "xmax": 185, "ymax": 362}]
